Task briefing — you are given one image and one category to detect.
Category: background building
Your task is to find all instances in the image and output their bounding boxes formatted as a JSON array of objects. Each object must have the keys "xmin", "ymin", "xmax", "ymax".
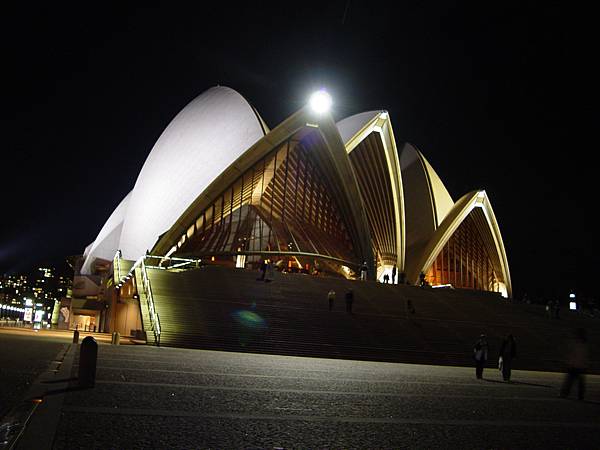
[{"xmin": 0, "ymin": 267, "xmax": 70, "ymax": 326}]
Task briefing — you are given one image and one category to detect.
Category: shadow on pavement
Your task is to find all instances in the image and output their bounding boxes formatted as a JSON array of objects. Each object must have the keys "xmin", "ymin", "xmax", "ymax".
[
  {"xmin": 510, "ymin": 380, "xmax": 553, "ymax": 388},
  {"xmin": 481, "ymin": 378, "xmax": 504, "ymax": 384},
  {"xmin": 482, "ymin": 378, "xmax": 552, "ymax": 388},
  {"xmin": 41, "ymin": 384, "xmax": 92, "ymax": 397},
  {"xmin": 41, "ymin": 377, "xmax": 78, "ymax": 384}
]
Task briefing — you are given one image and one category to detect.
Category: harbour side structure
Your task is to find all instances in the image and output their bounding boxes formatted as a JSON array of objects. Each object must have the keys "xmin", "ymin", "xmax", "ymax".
[{"xmin": 68, "ymin": 86, "xmax": 511, "ymax": 336}]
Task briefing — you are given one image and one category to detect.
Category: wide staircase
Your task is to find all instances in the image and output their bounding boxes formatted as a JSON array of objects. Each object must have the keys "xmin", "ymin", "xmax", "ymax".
[{"xmin": 137, "ymin": 266, "xmax": 599, "ymax": 373}]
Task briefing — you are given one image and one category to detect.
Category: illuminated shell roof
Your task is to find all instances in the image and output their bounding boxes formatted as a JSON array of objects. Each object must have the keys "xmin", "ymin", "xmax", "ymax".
[
  {"xmin": 399, "ymin": 142, "xmax": 454, "ymax": 274},
  {"xmin": 407, "ymin": 190, "xmax": 512, "ymax": 297},
  {"xmin": 336, "ymin": 110, "xmax": 405, "ymax": 272},
  {"xmin": 336, "ymin": 111, "xmax": 381, "ymax": 146},
  {"xmin": 81, "ymin": 192, "xmax": 131, "ymax": 274},
  {"xmin": 81, "ymin": 86, "xmax": 266, "ymax": 272},
  {"xmin": 117, "ymin": 86, "xmax": 266, "ymax": 260}
]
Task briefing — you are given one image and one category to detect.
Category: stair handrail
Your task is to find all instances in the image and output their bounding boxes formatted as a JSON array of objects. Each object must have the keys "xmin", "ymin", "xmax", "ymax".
[
  {"xmin": 113, "ymin": 252, "xmax": 161, "ymax": 346},
  {"xmin": 113, "ymin": 249, "xmax": 122, "ymax": 284},
  {"xmin": 144, "ymin": 255, "xmax": 201, "ymax": 271},
  {"xmin": 140, "ymin": 257, "xmax": 161, "ymax": 346}
]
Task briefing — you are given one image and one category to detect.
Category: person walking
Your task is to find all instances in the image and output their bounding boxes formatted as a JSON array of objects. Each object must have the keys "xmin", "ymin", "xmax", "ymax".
[
  {"xmin": 257, "ymin": 259, "xmax": 267, "ymax": 281},
  {"xmin": 498, "ymin": 334, "xmax": 517, "ymax": 382},
  {"xmin": 265, "ymin": 259, "xmax": 274, "ymax": 282},
  {"xmin": 399, "ymin": 272, "xmax": 406, "ymax": 285},
  {"xmin": 473, "ymin": 334, "xmax": 489, "ymax": 379},
  {"xmin": 328, "ymin": 289, "xmax": 336, "ymax": 311},
  {"xmin": 345, "ymin": 289, "xmax": 354, "ymax": 313},
  {"xmin": 392, "ymin": 265, "xmax": 397, "ymax": 284},
  {"xmin": 360, "ymin": 262, "xmax": 368, "ymax": 281},
  {"xmin": 560, "ymin": 328, "xmax": 589, "ymax": 400},
  {"xmin": 383, "ymin": 273, "xmax": 389, "ymax": 284}
]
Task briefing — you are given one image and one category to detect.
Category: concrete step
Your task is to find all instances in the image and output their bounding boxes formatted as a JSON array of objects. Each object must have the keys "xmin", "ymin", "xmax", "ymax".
[{"xmin": 134, "ymin": 265, "xmax": 600, "ymax": 372}]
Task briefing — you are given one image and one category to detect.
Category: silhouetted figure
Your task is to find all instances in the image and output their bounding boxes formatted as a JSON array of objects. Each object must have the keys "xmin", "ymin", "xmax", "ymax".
[
  {"xmin": 328, "ymin": 289, "xmax": 336, "ymax": 311},
  {"xmin": 392, "ymin": 265, "xmax": 397, "ymax": 284},
  {"xmin": 360, "ymin": 262, "xmax": 368, "ymax": 281},
  {"xmin": 345, "ymin": 289, "xmax": 354, "ymax": 313},
  {"xmin": 399, "ymin": 272, "xmax": 407, "ymax": 285},
  {"xmin": 265, "ymin": 260, "xmax": 274, "ymax": 282},
  {"xmin": 546, "ymin": 300, "xmax": 553, "ymax": 319},
  {"xmin": 473, "ymin": 334, "xmax": 489, "ymax": 379},
  {"xmin": 257, "ymin": 260, "xmax": 267, "ymax": 281},
  {"xmin": 419, "ymin": 272, "xmax": 427, "ymax": 287},
  {"xmin": 499, "ymin": 334, "xmax": 517, "ymax": 382},
  {"xmin": 560, "ymin": 328, "xmax": 589, "ymax": 400},
  {"xmin": 554, "ymin": 300, "xmax": 560, "ymax": 319},
  {"xmin": 383, "ymin": 273, "xmax": 390, "ymax": 284},
  {"xmin": 313, "ymin": 259, "xmax": 321, "ymax": 276},
  {"xmin": 407, "ymin": 299, "xmax": 416, "ymax": 315}
]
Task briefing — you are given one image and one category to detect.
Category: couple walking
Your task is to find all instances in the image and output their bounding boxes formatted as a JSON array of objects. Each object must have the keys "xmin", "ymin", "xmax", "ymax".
[{"xmin": 473, "ymin": 334, "xmax": 516, "ymax": 381}]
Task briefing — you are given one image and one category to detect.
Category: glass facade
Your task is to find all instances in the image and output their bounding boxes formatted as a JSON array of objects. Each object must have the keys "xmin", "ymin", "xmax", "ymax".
[
  {"xmin": 349, "ymin": 132, "xmax": 398, "ymax": 268},
  {"xmin": 174, "ymin": 130, "xmax": 358, "ymax": 276},
  {"xmin": 425, "ymin": 208, "xmax": 503, "ymax": 292}
]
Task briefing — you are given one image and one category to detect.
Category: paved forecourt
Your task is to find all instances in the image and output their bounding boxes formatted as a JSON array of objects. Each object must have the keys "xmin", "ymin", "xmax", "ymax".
[
  {"xmin": 26, "ymin": 343, "xmax": 597, "ymax": 449},
  {"xmin": 0, "ymin": 329, "xmax": 67, "ymax": 419}
]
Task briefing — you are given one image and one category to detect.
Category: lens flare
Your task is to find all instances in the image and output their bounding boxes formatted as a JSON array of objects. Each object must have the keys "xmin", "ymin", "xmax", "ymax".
[{"xmin": 232, "ymin": 309, "xmax": 266, "ymax": 329}]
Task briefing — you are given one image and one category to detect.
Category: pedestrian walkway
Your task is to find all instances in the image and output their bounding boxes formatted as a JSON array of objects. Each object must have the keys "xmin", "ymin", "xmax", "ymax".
[{"xmin": 16, "ymin": 342, "xmax": 600, "ymax": 449}]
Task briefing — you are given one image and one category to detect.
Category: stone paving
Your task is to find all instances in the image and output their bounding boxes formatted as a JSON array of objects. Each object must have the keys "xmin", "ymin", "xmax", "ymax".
[
  {"xmin": 0, "ymin": 331, "xmax": 66, "ymax": 419},
  {"xmin": 42, "ymin": 344, "xmax": 600, "ymax": 449}
]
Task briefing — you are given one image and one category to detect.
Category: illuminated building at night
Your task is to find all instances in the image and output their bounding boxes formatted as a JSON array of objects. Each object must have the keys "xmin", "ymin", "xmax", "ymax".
[
  {"xmin": 72, "ymin": 86, "xmax": 511, "ymax": 335},
  {"xmin": 0, "ymin": 268, "xmax": 70, "ymax": 326}
]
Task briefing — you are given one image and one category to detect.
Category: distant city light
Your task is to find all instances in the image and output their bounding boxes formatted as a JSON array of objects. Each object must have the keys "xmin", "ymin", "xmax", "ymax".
[{"xmin": 309, "ymin": 89, "xmax": 332, "ymax": 114}]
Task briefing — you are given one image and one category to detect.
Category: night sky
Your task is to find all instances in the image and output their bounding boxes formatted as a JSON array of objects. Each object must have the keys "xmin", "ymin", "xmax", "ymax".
[{"xmin": 1, "ymin": 2, "xmax": 592, "ymax": 301}]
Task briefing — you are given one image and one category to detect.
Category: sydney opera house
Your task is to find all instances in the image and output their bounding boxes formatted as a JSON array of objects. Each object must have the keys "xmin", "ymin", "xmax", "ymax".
[{"xmin": 68, "ymin": 86, "xmax": 511, "ymax": 335}]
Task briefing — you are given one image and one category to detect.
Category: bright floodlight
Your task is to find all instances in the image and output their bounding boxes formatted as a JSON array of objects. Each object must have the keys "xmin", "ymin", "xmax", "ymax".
[{"xmin": 309, "ymin": 89, "xmax": 332, "ymax": 114}]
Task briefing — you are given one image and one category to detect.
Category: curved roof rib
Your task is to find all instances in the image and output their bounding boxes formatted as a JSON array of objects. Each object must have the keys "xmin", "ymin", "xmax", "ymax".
[
  {"xmin": 408, "ymin": 190, "xmax": 512, "ymax": 297},
  {"xmin": 81, "ymin": 191, "xmax": 131, "ymax": 275},
  {"xmin": 153, "ymin": 105, "xmax": 374, "ymax": 273},
  {"xmin": 337, "ymin": 111, "xmax": 405, "ymax": 271},
  {"xmin": 118, "ymin": 86, "xmax": 267, "ymax": 260},
  {"xmin": 400, "ymin": 143, "xmax": 454, "ymax": 276}
]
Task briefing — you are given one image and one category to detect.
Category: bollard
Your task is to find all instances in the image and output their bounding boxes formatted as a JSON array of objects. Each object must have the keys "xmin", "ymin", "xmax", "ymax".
[
  {"xmin": 72, "ymin": 328, "xmax": 79, "ymax": 344},
  {"xmin": 111, "ymin": 331, "xmax": 121, "ymax": 345},
  {"xmin": 78, "ymin": 336, "xmax": 98, "ymax": 388}
]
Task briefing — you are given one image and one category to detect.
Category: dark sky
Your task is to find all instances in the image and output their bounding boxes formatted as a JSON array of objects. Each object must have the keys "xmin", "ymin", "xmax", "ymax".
[{"xmin": 1, "ymin": 2, "xmax": 592, "ymax": 301}]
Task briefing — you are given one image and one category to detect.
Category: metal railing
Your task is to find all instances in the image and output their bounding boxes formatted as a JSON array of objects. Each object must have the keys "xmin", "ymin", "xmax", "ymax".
[
  {"xmin": 113, "ymin": 249, "xmax": 122, "ymax": 284},
  {"xmin": 112, "ymin": 252, "xmax": 203, "ymax": 346},
  {"xmin": 140, "ymin": 257, "xmax": 161, "ymax": 346},
  {"xmin": 144, "ymin": 254, "xmax": 202, "ymax": 271},
  {"xmin": 113, "ymin": 251, "xmax": 163, "ymax": 346}
]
